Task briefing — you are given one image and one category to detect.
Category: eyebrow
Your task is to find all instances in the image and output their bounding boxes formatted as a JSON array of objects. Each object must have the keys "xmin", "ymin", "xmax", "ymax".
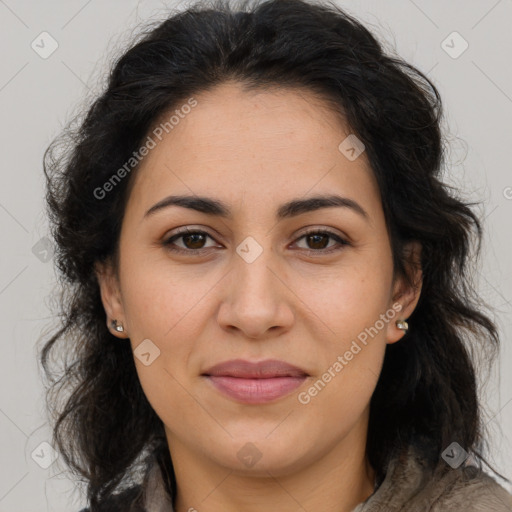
[{"xmin": 143, "ymin": 194, "xmax": 370, "ymax": 222}]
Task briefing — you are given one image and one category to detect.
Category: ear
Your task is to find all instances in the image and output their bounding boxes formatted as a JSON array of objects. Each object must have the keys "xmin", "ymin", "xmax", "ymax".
[
  {"xmin": 95, "ymin": 259, "xmax": 129, "ymax": 338},
  {"xmin": 386, "ymin": 240, "xmax": 423, "ymax": 345}
]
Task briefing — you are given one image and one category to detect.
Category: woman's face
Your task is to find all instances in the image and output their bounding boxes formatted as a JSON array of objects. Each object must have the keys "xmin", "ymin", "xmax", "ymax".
[{"xmin": 97, "ymin": 81, "xmax": 421, "ymax": 477}]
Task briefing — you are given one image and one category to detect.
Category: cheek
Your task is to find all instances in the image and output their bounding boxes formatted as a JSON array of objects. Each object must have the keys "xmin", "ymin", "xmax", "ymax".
[
  {"xmin": 119, "ymin": 248, "xmax": 217, "ymax": 381},
  {"xmin": 119, "ymin": 245, "xmax": 207, "ymax": 337},
  {"xmin": 298, "ymin": 303, "xmax": 387, "ymax": 429},
  {"xmin": 293, "ymin": 258, "xmax": 392, "ymax": 341},
  {"xmin": 293, "ymin": 257, "xmax": 392, "ymax": 404}
]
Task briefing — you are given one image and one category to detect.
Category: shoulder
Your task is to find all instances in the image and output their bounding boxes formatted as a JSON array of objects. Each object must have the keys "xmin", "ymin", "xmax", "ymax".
[
  {"xmin": 78, "ymin": 484, "xmax": 144, "ymax": 512},
  {"xmin": 359, "ymin": 446, "xmax": 512, "ymax": 512},
  {"xmin": 428, "ymin": 466, "xmax": 512, "ymax": 511}
]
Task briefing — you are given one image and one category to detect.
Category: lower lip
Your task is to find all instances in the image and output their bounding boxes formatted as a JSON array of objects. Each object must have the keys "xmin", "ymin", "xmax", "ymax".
[{"xmin": 204, "ymin": 375, "xmax": 307, "ymax": 404}]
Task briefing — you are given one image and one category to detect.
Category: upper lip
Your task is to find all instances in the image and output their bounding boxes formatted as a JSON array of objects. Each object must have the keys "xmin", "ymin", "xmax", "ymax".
[{"xmin": 202, "ymin": 359, "xmax": 309, "ymax": 378}]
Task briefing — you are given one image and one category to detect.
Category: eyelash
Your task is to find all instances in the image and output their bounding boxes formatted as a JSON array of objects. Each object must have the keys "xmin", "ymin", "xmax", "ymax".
[{"xmin": 162, "ymin": 228, "xmax": 350, "ymax": 256}]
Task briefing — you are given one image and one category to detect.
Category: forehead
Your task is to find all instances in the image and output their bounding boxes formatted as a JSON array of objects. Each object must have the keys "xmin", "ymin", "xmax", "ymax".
[{"xmin": 125, "ymin": 81, "xmax": 381, "ymax": 222}]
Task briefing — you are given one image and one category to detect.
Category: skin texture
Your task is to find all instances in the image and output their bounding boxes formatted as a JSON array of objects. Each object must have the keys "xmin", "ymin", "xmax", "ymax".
[{"xmin": 96, "ymin": 81, "xmax": 423, "ymax": 512}]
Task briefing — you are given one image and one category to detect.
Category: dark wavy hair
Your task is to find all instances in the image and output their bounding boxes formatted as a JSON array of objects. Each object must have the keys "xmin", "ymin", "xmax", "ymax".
[{"xmin": 39, "ymin": 0, "xmax": 506, "ymax": 508}]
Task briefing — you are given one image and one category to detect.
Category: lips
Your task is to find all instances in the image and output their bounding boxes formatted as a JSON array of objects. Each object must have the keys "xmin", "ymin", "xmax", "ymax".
[
  {"xmin": 202, "ymin": 358, "xmax": 309, "ymax": 378},
  {"xmin": 202, "ymin": 359, "xmax": 309, "ymax": 404}
]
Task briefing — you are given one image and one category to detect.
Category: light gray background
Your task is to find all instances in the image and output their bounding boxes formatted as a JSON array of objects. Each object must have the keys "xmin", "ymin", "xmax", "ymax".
[{"xmin": 1, "ymin": 0, "xmax": 511, "ymax": 510}]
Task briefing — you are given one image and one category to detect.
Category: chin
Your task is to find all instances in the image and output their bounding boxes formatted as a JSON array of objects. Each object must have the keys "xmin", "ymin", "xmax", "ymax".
[{"xmin": 207, "ymin": 435, "xmax": 311, "ymax": 477}]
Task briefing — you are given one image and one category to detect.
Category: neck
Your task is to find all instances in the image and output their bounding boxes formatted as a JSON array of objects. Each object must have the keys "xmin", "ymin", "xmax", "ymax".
[{"xmin": 167, "ymin": 412, "xmax": 376, "ymax": 512}]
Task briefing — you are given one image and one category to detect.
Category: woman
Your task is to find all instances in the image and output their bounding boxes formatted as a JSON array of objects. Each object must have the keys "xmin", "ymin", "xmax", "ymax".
[{"xmin": 40, "ymin": 0, "xmax": 512, "ymax": 510}]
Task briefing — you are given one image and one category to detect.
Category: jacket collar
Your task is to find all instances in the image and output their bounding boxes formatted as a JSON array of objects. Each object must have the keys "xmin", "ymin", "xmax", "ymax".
[{"xmin": 142, "ymin": 459, "xmax": 175, "ymax": 512}]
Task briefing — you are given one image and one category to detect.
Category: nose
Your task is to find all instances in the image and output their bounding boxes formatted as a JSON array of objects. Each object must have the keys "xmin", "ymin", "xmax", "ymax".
[{"xmin": 216, "ymin": 242, "xmax": 295, "ymax": 340}]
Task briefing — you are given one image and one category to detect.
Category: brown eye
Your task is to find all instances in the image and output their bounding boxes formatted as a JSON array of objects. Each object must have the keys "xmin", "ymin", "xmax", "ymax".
[
  {"xmin": 162, "ymin": 229, "xmax": 218, "ymax": 254},
  {"xmin": 180, "ymin": 232, "xmax": 207, "ymax": 250},
  {"xmin": 304, "ymin": 233, "xmax": 330, "ymax": 250},
  {"xmin": 294, "ymin": 230, "xmax": 350, "ymax": 254}
]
